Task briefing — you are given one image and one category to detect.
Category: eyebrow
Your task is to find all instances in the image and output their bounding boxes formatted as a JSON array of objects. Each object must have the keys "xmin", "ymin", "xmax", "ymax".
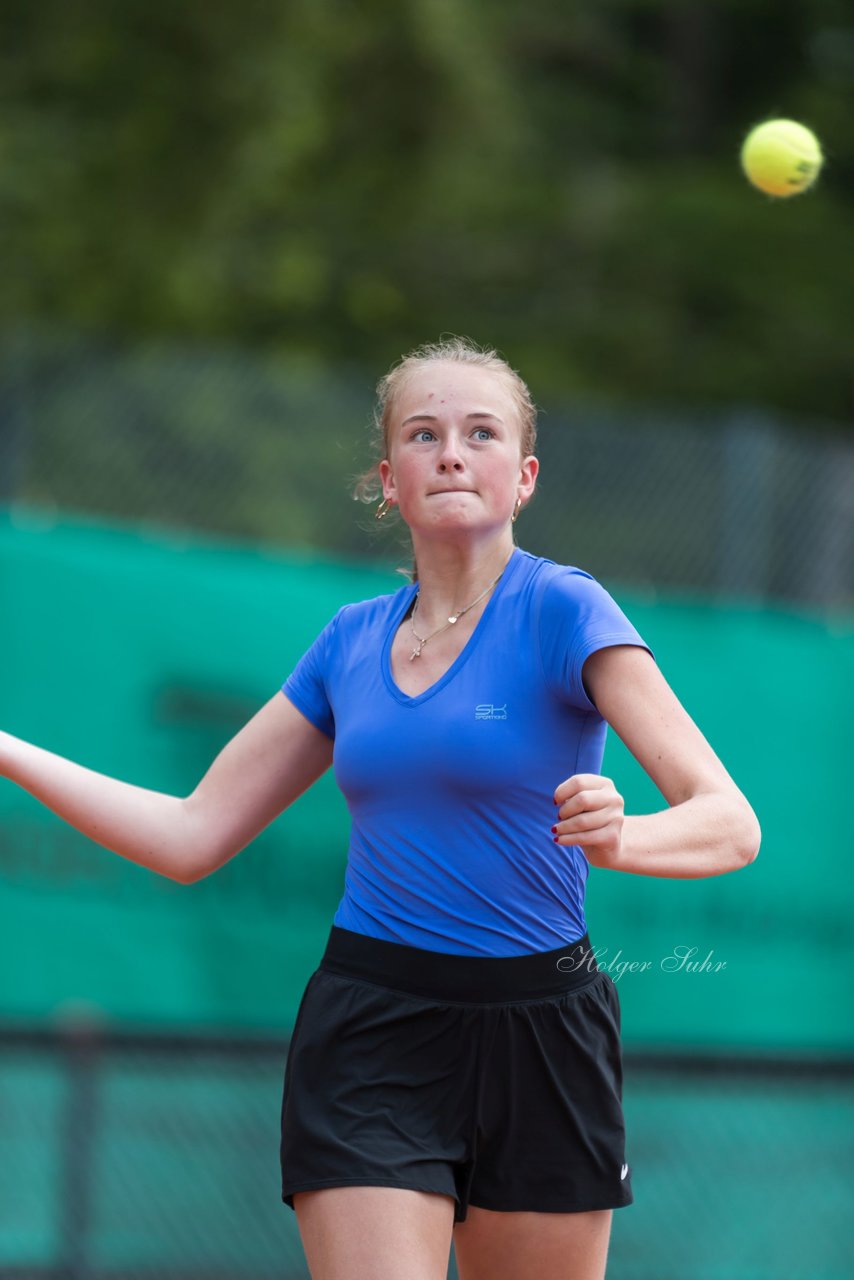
[{"xmin": 401, "ymin": 411, "xmax": 505, "ymax": 426}]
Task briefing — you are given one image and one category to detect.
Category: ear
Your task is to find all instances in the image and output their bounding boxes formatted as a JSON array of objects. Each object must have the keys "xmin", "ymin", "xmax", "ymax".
[
  {"xmin": 378, "ymin": 458, "xmax": 397, "ymax": 504},
  {"xmin": 517, "ymin": 454, "xmax": 539, "ymax": 506}
]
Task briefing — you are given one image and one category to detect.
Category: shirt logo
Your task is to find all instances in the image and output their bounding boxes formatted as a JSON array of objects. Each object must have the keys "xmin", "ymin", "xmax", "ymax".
[
  {"xmin": 620, "ymin": 1164, "xmax": 629, "ymax": 1181},
  {"xmin": 475, "ymin": 703, "xmax": 508, "ymax": 720}
]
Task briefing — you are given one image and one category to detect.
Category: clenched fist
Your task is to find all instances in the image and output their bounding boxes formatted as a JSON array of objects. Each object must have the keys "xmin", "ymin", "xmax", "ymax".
[{"xmin": 552, "ymin": 773, "xmax": 626, "ymax": 870}]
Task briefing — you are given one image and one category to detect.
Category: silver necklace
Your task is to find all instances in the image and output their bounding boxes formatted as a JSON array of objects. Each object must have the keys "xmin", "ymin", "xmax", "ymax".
[{"xmin": 408, "ymin": 561, "xmax": 508, "ymax": 661}]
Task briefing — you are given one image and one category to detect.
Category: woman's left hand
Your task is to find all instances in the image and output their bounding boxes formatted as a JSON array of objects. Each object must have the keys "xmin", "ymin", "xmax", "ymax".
[{"xmin": 552, "ymin": 773, "xmax": 626, "ymax": 870}]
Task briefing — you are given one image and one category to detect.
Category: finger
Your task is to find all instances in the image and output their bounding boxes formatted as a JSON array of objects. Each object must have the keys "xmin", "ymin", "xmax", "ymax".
[
  {"xmin": 553, "ymin": 774, "xmax": 610, "ymax": 806},
  {"xmin": 554, "ymin": 821, "xmax": 620, "ymax": 849},
  {"xmin": 556, "ymin": 787, "xmax": 616, "ymax": 822},
  {"xmin": 553, "ymin": 806, "xmax": 620, "ymax": 838}
]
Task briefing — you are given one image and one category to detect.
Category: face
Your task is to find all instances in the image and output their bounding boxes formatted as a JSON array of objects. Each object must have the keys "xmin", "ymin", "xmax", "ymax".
[{"xmin": 379, "ymin": 362, "xmax": 538, "ymax": 537}]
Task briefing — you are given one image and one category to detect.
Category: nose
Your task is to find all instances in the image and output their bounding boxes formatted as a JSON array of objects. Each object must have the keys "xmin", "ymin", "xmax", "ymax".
[{"xmin": 437, "ymin": 434, "xmax": 465, "ymax": 471}]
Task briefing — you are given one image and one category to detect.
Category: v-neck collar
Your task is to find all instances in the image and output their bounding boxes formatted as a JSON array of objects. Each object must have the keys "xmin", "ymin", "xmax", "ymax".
[{"xmin": 381, "ymin": 547, "xmax": 523, "ymax": 706}]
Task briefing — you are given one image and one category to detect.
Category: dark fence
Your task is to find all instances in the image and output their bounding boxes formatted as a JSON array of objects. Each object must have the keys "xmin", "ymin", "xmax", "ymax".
[
  {"xmin": 1, "ymin": 1023, "xmax": 851, "ymax": 1280},
  {"xmin": 2, "ymin": 333, "xmax": 852, "ymax": 611}
]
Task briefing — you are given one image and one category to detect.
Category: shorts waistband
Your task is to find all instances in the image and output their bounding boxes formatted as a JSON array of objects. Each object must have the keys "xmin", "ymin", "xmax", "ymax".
[{"xmin": 318, "ymin": 925, "xmax": 602, "ymax": 1003}]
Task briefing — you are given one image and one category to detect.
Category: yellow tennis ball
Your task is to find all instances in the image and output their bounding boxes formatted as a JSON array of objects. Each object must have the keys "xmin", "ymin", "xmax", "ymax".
[{"xmin": 740, "ymin": 119, "xmax": 823, "ymax": 197}]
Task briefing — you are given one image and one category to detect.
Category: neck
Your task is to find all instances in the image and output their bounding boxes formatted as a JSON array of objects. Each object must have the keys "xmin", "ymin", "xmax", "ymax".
[{"xmin": 410, "ymin": 536, "xmax": 516, "ymax": 625}]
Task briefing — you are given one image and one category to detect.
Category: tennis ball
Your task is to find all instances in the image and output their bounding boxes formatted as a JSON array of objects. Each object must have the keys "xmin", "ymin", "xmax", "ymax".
[{"xmin": 740, "ymin": 119, "xmax": 823, "ymax": 197}]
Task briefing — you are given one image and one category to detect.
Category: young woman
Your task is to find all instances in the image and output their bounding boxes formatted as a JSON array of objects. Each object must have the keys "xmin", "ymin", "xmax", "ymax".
[{"xmin": 0, "ymin": 338, "xmax": 760, "ymax": 1280}]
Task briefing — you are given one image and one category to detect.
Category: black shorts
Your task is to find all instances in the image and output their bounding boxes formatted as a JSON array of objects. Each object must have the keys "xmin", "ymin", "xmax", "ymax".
[{"xmin": 280, "ymin": 926, "xmax": 633, "ymax": 1223}]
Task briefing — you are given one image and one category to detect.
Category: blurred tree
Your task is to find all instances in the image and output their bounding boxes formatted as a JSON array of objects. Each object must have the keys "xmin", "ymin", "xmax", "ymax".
[{"xmin": 2, "ymin": 0, "xmax": 852, "ymax": 425}]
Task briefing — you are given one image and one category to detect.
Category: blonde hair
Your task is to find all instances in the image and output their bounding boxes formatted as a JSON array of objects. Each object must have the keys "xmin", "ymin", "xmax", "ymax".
[{"xmin": 353, "ymin": 336, "xmax": 538, "ymax": 506}]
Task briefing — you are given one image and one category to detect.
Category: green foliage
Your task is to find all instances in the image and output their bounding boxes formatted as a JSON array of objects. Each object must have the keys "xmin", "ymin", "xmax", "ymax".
[{"xmin": 2, "ymin": 0, "xmax": 853, "ymax": 424}]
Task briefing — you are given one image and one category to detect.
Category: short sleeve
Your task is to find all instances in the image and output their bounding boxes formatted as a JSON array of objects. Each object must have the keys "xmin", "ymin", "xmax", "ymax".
[
  {"xmin": 538, "ymin": 567, "xmax": 653, "ymax": 713},
  {"xmin": 280, "ymin": 608, "xmax": 347, "ymax": 739}
]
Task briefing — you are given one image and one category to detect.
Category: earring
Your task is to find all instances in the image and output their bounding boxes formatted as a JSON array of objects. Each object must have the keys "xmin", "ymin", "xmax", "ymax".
[
  {"xmin": 375, "ymin": 498, "xmax": 392, "ymax": 521},
  {"xmin": 511, "ymin": 497, "xmax": 522, "ymax": 524}
]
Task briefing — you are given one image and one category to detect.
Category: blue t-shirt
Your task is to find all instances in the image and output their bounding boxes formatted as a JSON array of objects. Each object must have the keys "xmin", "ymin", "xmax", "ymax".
[{"xmin": 281, "ymin": 547, "xmax": 652, "ymax": 957}]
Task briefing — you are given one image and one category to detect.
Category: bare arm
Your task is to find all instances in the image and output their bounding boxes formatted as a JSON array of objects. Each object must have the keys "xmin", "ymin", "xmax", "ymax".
[
  {"xmin": 553, "ymin": 646, "xmax": 761, "ymax": 877},
  {"xmin": 0, "ymin": 693, "xmax": 333, "ymax": 884}
]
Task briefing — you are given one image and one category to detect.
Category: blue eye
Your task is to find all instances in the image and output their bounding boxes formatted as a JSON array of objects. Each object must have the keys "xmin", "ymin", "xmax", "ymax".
[
  {"xmin": 412, "ymin": 429, "xmax": 435, "ymax": 442},
  {"xmin": 473, "ymin": 428, "xmax": 494, "ymax": 441}
]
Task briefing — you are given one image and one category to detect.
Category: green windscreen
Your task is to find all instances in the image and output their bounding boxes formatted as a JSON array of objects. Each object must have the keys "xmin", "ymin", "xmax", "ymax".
[{"xmin": 1, "ymin": 506, "xmax": 852, "ymax": 1051}]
